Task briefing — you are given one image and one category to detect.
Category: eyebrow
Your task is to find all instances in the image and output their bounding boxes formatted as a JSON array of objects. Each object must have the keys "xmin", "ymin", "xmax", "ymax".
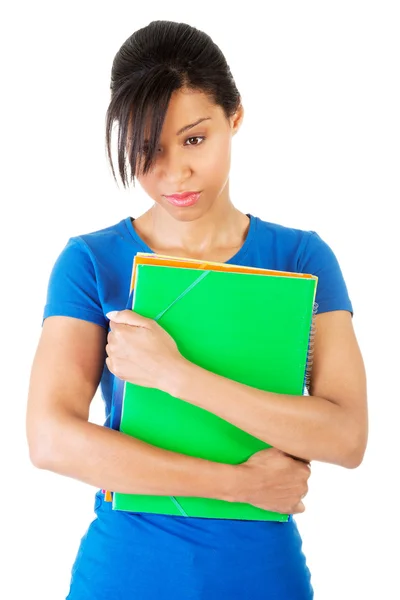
[
  {"xmin": 142, "ymin": 117, "xmax": 212, "ymax": 146},
  {"xmin": 176, "ymin": 117, "xmax": 212, "ymax": 136}
]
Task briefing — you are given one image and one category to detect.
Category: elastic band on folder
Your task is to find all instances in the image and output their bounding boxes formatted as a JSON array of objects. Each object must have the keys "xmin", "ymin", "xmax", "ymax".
[
  {"xmin": 154, "ymin": 271, "xmax": 210, "ymax": 322},
  {"xmin": 170, "ymin": 496, "xmax": 189, "ymax": 517}
]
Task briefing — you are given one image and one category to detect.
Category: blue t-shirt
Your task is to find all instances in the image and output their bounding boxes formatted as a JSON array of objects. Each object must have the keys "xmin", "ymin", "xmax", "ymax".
[{"xmin": 43, "ymin": 214, "xmax": 352, "ymax": 600}]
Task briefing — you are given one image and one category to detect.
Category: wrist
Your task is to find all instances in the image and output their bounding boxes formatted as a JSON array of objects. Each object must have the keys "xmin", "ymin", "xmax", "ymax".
[
  {"xmin": 164, "ymin": 357, "xmax": 197, "ymax": 399},
  {"xmin": 225, "ymin": 463, "xmax": 250, "ymax": 505},
  {"xmin": 213, "ymin": 462, "xmax": 237, "ymax": 503}
]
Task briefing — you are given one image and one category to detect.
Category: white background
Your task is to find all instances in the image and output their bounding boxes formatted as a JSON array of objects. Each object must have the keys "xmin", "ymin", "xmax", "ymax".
[{"xmin": 1, "ymin": 1, "xmax": 399, "ymax": 598}]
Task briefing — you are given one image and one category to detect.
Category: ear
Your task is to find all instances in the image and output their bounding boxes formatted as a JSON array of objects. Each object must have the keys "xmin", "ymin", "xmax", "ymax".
[{"xmin": 231, "ymin": 104, "xmax": 244, "ymax": 135}]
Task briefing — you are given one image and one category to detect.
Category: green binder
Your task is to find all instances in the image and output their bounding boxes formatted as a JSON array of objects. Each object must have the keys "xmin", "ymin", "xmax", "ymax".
[{"xmin": 112, "ymin": 264, "xmax": 317, "ymax": 521}]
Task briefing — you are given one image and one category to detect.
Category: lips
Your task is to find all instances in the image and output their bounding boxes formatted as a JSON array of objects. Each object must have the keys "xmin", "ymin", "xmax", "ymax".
[
  {"xmin": 164, "ymin": 191, "xmax": 201, "ymax": 207},
  {"xmin": 165, "ymin": 191, "xmax": 199, "ymax": 199}
]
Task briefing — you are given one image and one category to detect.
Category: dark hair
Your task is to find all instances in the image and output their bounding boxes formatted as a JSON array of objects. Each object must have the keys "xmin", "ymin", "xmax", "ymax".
[{"xmin": 105, "ymin": 20, "xmax": 241, "ymax": 188}]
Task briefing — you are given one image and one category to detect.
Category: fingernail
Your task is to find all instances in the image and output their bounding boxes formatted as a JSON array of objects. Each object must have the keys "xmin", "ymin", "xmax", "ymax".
[{"xmin": 106, "ymin": 311, "xmax": 119, "ymax": 320}]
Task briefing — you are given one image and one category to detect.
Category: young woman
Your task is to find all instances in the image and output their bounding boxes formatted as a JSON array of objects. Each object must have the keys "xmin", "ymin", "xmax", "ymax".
[{"xmin": 26, "ymin": 20, "xmax": 368, "ymax": 600}]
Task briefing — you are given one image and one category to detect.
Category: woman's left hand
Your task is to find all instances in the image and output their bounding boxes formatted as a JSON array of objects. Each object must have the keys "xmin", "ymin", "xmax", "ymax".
[{"xmin": 105, "ymin": 310, "xmax": 187, "ymax": 393}]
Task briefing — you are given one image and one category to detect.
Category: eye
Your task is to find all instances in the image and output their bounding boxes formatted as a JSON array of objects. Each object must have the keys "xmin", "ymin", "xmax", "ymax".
[
  {"xmin": 184, "ymin": 136, "xmax": 205, "ymax": 147},
  {"xmin": 140, "ymin": 136, "xmax": 205, "ymax": 156}
]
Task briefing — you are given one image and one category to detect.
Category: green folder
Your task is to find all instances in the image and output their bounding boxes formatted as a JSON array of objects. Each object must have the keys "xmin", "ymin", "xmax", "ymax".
[{"xmin": 112, "ymin": 264, "xmax": 317, "ymax": 521}]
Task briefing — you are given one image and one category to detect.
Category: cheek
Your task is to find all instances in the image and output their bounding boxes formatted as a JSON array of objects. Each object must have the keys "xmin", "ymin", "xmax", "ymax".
[
  {"xmin": 136, "ymin": 173, "xmax": 157, "ymax": 196},
  {"xmin": 199, "ymin": 136, "xmax": 232, "ymax": 175}
]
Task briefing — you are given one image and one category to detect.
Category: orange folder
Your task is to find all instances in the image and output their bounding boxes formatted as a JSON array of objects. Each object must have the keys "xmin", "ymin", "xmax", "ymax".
[{"xmin": 130, "ymin": 252, "xmax": 314, "ymax": 291}]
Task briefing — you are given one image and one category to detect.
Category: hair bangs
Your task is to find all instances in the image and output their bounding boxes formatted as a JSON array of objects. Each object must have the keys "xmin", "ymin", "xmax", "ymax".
[{"xmin": 106, "ymin": 67, "xmax": 184, "ymax": 187}]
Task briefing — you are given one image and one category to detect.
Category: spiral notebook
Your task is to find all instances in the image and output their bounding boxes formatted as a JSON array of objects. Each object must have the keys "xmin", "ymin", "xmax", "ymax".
[{"xmin": 105, "ymin": 253, "xmax": 318, "ymax": 521}]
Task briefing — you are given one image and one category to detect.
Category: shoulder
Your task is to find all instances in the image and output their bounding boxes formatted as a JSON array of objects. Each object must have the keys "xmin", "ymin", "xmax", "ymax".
[
  {"xmin": 54, "ymin": 216, "xmax": 142, "ymax": 276},
  {"xmin": 43, "ymin": 217, "xmax": 140, "ymax": 326},
  {"xmin": 252, "ymin": 215, "xmax": 323, "ymax": 267},
  {"xmin": 252, "ymin": 216, "xmax": 352, "ymax": 314},
  {"xmin": 254, "ymin": 216, "xmax": 309, "ymax": 242},
  {"xmin": 69, "ymin": 217, "xmax": 134, "ymax": 256},
  {"xmin": 48, "ymin": 217, "xmax": 132, "ymax": 281}
]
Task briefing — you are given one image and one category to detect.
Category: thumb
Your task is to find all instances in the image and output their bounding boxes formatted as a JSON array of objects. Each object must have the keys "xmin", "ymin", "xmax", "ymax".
[{"xmin": 106, "ymin": 310, "xmax": 153, "ymax": 328}]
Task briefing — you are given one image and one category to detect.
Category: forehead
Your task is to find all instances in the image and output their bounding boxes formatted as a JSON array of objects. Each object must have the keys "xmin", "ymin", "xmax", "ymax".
[
  {"xmin": 141, "ymin": 88, "xmax": 222, "ymax": 138},
  {"xmin": 163, "ymin": 88, "xmax": 215, "ymax": 120}
]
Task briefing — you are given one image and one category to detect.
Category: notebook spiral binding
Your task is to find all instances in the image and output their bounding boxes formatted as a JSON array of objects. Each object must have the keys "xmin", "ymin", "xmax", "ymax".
[{"xmin": 303, "ymin": 301, "xmax": 319, "ymax": 394}]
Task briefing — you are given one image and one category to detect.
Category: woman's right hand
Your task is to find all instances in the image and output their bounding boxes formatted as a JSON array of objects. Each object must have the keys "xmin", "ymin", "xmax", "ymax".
[{"xmin": 233, "ymin": 447, "xmax": 311, "ymax": 514}]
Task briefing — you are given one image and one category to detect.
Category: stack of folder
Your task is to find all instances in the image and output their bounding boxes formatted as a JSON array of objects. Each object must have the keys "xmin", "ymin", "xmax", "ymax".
[{"xmin": 104, "ymin": 253, "xmax": 318, "ymax": 522}]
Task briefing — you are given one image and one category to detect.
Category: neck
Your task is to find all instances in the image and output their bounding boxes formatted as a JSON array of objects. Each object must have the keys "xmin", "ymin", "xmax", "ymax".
[{"xmin": 136, "ymin": 186, "xmax": 249, "ymax": 257}]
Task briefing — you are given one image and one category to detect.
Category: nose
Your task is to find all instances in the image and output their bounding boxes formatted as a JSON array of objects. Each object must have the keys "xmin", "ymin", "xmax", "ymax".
[{"xmin": 158, "ymin": 147, "xmax": 191, "ymax": 183}]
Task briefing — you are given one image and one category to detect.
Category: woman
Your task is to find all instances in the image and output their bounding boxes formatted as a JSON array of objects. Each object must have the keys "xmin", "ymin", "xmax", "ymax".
[{"xmin": 26, "ymin": 20, "xmax": 368, "ymax": 599}]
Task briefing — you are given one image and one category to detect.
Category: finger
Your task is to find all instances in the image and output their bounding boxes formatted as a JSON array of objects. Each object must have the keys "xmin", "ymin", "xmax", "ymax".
[
  {"xmin": 285, "ymin": 453, "xmax": 310, "ymax": 465},
  {"xmin": 105, "ymin": 356, "xmax": 134, "ymax": 381},
  {"xmin": 106, "ymin": 310, "xmax": 153, "ymax": 329}
]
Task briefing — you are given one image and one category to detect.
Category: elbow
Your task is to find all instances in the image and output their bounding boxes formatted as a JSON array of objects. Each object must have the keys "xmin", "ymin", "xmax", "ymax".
[
  {"xmin": 29, "ymin": 450, "xmax": 47, "ymax": 471},
  {"xmin": 342, "ymin": 450, "xmax": 365, "ymax": 470},
  {"xmin": 27, "ymin": 423, "xmax": 63, "ymax": 471},
  {"xmin": 337, "ymin": 408, "xmax": 368, "ymax": 469},
  {"xmin": 28, "ymin": 437, "xmax": 54, "ymax": 471},
  {"xmin": 28, "ymin": 443, "xmax": 52, "ymax": 471},
  {"xmin": 342, "ymin": 434, "xmax": 368, "ymax": 470}
]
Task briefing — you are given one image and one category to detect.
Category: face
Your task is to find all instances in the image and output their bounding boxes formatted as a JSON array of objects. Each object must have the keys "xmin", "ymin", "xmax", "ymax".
[{"xmin": 133, "ymin": 88, "xmax": 244, "ymax": 222}]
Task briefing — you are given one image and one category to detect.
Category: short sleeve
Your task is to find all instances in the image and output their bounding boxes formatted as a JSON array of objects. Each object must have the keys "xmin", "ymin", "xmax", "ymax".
[
  {"xmin": 43, "ymin": 237, "xmax": 108, "ymax": 328},
  {"xmin": 299, "ymin": 231, "xmax": 353, "ymax": 315}
]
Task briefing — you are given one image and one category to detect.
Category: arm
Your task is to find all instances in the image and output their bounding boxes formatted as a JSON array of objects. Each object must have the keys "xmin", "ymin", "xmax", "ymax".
[
  {"xmin": 26, "ymin": 316, "xmax": 234, "ymax": 500},
  {"xmin": 169, "ymin": 310, "xmax": 368, "ymax": 469},
  {"xmin": 106, "ymin": 307, "xmax": 368, "ymax": 469},
  {"xmin": 27, "ymin": 316, "xmax": 312, "ymax": 515}
]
